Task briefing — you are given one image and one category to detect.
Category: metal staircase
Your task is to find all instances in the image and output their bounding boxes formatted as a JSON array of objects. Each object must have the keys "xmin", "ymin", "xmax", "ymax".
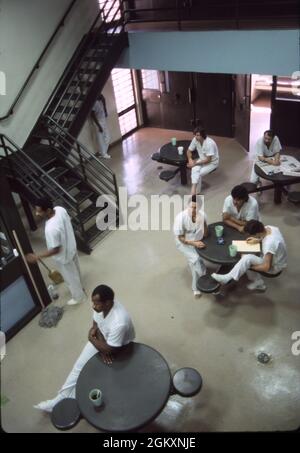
[{"xmin": 0, "ymin": 132, "xmax": 119, "ymax": 254}]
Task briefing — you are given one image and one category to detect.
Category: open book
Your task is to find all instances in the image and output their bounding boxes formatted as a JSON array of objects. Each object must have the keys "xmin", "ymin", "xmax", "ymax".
[{"xmin": 232, "ymin": 240, "xmax": 261, "ymax": 253}]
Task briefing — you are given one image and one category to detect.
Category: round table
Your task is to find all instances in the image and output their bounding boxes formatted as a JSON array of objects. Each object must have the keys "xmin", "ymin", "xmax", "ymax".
[
  {"xmin": 76, "ymin": 342, "xmax": 171, "ymax": 432},
  {"xmin": 196, "ymin": 222, "xmax": 247, "ymax": 266},
  {"xmin": 254, "ymin": 150, "xmax": 300, "ymax": 204},
  {"xmin": 159, "ymin": 140, "xmax": 190, "ymax": 185}
]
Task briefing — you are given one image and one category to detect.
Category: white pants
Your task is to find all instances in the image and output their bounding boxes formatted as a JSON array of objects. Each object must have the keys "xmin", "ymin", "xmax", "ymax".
[
  {"xmin": 43, "ymin": 341, "xmax": 98, "ymax": 411},
  {"xmin": 250, "ymin": 162, "xmax": 260, "ymax": 184},
  {"xmin": 177, "ymin": 242, "xmax": 206, "ymax": 291},
  {"xmin": 225, "ymin": 254, "xmax": 280, "ymax": 284},
  {"xmin": 191, "ymin": 162, "xmax": 218, "ymax": 191},
  {"xmin": 96, "ymin": 119, "xmax": 111, "ymax": 156},
  {"xmin": 55, "ymin": 254, "xmax": 85, "ymax": 302}
]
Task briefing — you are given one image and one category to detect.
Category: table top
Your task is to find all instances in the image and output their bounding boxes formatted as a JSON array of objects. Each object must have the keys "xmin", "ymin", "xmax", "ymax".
[
  {"xmin": 254, "ymin": 150, "xmax": 300, "ymax": 184},
  {"xmin": 196, "ymin": 222, "xmax": 247, "ymax": 265},
  {"xmin": 159, "ymin": 140, "xmax": 190, "ymax": 165},
  {"xmin": 76, "ymin": 342, "xmax": 172, "ymax": 432}
]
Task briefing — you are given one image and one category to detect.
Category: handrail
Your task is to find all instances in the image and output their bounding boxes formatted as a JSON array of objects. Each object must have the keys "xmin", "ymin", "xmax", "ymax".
[
  {"xmin": 0, "ymin": 134, "xmax": 78, "ymax": 208},
  {"xmin": 43, "ymin": 0, "xmax": 124, "ymax": 127},
  {"xmin": 0, "ymin": 0, "xmax": 78, "ymax": 122}
]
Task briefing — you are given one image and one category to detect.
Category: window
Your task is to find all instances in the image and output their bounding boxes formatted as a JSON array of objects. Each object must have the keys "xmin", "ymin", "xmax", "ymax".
[
  {"xmin": 111, "ymin": 69, "xmax": 138, "ymax": 136},
  {"xmin": 98, "ymin": 0, "xmax": 121, "ymax": 22},
  {"xmin": 141, "ymin": 70, "xmax": 160, "ymax": 90}
]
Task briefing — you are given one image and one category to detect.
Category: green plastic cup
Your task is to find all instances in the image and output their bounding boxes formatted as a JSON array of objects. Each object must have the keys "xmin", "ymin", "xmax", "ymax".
[
  {"xmin": 171, "ymin": 137, "xmax": 177, "ymax": 146},
  {"xmin": 229, "ymin": 244, "xmax": 238, "ymax": 257},
  {"xmin": 215, "ymin": 225, "xmax": 224, "ymax": 238}
]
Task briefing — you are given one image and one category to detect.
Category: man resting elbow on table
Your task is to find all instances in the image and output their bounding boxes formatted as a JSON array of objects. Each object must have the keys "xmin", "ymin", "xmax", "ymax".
[
  {"xmin": 34, "ymin": 285, "xmax": 135, "ymax": 413},
  {"xmin": 212, "ymin": 220, "xmax": 287, "ymax": 291},
  {"xmin": 222, "ymin": 185, "xmax": 260, "ymax": 233}
]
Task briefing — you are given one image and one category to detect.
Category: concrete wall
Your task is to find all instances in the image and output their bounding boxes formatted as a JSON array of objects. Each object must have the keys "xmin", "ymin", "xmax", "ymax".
[
  {"xmin": 117, "ymin": 30, "xmax": 299, "ymax": 76},
  {"xmin": 0, "ymin": 0, "xmax": 99, "ymax": 147}
]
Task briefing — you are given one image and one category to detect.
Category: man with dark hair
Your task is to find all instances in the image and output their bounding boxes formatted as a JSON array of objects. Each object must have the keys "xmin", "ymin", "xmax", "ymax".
[
  {"xmin": 173, "ymin": 194, "xmax": 208, "ymax": 297},
  {"xmin": 90, "ymin": 93, "xmax": 111, "ymax": 158},
  {"xmin": 34, "ymin": 285, "xmax": 135, "ymax": 412},
  {"xmin": 212, "ymin": 220, "xmax": 287, "ymax": 291},
  {"xmin": 26, "ymin": 196, "xmax": 85, "ymax": 306},
  {"xmin": 250, "ymin": 130, "xmax": 282, "ymax": 185},
  {"xmin": 222, "ymin": 185, "xmax": 260, "ymax": 232},
  {"xmin": 187, "ymin": 127, "xmax": 219, "ymax": 195}
]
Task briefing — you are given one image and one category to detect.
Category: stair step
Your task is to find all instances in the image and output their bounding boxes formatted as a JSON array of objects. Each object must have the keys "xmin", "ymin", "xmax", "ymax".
[
  {"xmin": 84, "ymin": 223, "xmax": 103, "ymax": 243},
  {"xmin": 74, "ymin": 190, "xmax": 94, "ymax": 204},
  {"xmin": 49, "ymin": 105, "xmax": 74, "ymax": 115},
  {"xmin": 25, "ymin": 145, "xmax": 57, "ymax": 168},
  {"xmin": 61, "ymin": 93, "xmax": 85, "ymax": 102},
  {"xmin": 60, "ymin": 177, "xmax": 81, "ymax": 191},
  {"xmin": 77, "ymin": 204, "xmax": 103, "ymax": 224},
  {"xmin": 69, "ymin": 80, "xmax": 92, "ymax": 88},
  {"xmin": 47, "ymin": 166, "xmax": 69, "ymax": 180}
]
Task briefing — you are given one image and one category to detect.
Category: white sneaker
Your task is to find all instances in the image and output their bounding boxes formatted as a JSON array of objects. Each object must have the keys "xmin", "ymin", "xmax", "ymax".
[
  {"xmin": 193, "ymin": 290, "xmax": 202, "ymax": 297},
  {"xmin": 211, "ymin": 273, "xmax": 231, "ymax": 284},
  {"xmin": 67, "ymin": 298, "xmax": 81, "ymax": 306},
  {"xmin": 33, "ymin": 400, "xmax": 56, "ymax": 413},
  {"xmin": 247, "ymin": 281, "xmax": 267, "ymax": 291},
  {"xmin": 102, "ymin": 154, "xmax": 111, "ymax": 159}
]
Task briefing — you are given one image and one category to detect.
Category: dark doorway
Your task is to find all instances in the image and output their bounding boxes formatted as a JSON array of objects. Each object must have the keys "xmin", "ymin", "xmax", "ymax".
[
  {"xmin": 139, "ymin": 70, "xmax": 234, "ymax": 137},
  {"xmin": 233, "ymin": 74, "xmax": 251, "ymax": 151}
]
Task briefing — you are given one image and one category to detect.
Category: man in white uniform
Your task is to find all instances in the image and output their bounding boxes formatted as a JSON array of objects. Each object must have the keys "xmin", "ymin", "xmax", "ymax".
[
  {"xmin": 223, "ymin": 185, "xmax": 260, "ymax": 233},
  {"xmin": 250, "ymin": 130, "xmax": 282, "ymax": 185},
  {"xmin": 212, "ymin": 220, "xmax": 287, "ymax": 291},
  {"xmin": 34, "ymin": 285, "xmax": 135, "ymax": 412},
  {"xmin": 187, "ymin": 128, "xmax": 219, "ymax": 195},
  {"xmin": 174, "ymin": 195, "xmax": 208, "ymax": 297},
  {"xmin": 26, "ymin": 197, "xmax": 85, "ymax": 306},
  {"xmin": 90, "ymin": 93, "xmax": 111, "ymax": 159}
]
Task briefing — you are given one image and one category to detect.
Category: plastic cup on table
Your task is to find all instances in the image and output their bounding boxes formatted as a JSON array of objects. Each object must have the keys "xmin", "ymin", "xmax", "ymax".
[
  {"xmin": 215, "ymin": 225, "xmax": 224, "ymax": 238},
  {"xmin": 177, "ymin": 146, "xmax": 184, "ymax": 155},
  {"xmin": 229, "ymin": 244, "xmax": 238, "ymax": 257},
  {"xmin": 89, "ymin": 388, "xmax": 103, "ymax": 407},
  {"xmin": 171, "ymin": 137, "xmax": 177, "ymax": 146}
]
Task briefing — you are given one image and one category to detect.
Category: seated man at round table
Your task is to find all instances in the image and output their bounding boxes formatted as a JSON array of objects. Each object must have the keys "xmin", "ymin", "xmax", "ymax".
[
  {"xmin": 211, "ymin": 220, "xmax": 287, "ymax": 291},
  {"xmin": 222, "ymin": 185, "xmax": 260, "ymax": 233},
  {"xmin": 173, "ymin": 194, "xmax": 208, "ymax": 297},
  {"xmin": 250, "ymin": 129, "xmax": 282, "ymax": 186},
  {"xmin": 187, "ymin": 127, "xmax": 219, "ymax": 195},
  {"xmin": 34, "ymin": 285, "xmax": 135, "ymax": 413}
]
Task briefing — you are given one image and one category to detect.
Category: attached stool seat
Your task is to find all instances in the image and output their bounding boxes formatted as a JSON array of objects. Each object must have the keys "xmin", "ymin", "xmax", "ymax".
[
  {"xmin": 159, "ymin": 168, "xmax": 180, "ymax": 182},
  {"xmin": 241, "ymin": 182, "xmax": 259, "ymax": 194},
  {"xmin": 151, "ymin": 152, "xmax": 162, "ymax": 162},
  {"xmin": 287, "ymin": 191, "xmax": 300, "ymax": 204},
  {"xmin": 252, "ymin": 270, "xmax": 282, "ymax": 278},
  {"xmin": 197, "ymin": 274, "xmax": 221, "ymax": 293},
  {"xmin": 171, "ymin": 367, "xmax": 203, "ymax": 397},
  {"xmin": 51, "ymin": 398, "xmax": 81, "ymax": 430}
]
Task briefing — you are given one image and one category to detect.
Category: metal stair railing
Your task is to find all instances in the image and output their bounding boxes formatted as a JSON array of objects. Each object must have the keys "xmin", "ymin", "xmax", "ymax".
[
  {"xmin": 44, "ymin": 116, "xmax": 119, "ymax": 209},
  {"xmin": 0, "ymin": 134, "xmax": 86, "ymax": 238},
  {"xmin": 43, "ymin": 0, "xmax": 125, "ymax": 130}
]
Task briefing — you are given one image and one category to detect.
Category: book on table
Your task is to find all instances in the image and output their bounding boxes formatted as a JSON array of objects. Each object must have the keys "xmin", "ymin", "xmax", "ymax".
[{"xmin": 232, "ymin": 240, "xmax": 261, "ymax": 253}]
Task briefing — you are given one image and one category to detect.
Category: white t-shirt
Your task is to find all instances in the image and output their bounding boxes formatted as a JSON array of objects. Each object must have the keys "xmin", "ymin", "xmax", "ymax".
[
  {"xmin": 93, "ymin": 300, "xmax": 135, "ymax": 348},
  {"xmin": 44, "ymin": 206, "xmax": 77, "ymax": 265},
  {"xmin": 92, "ymin": 99, "xmax": 106, "ymax": 121},
  {"xmin": 173, "ymin": 209, "xmax": 207, "ymax": 245},
  {"xmin": 189, "ymin": 137, "xmax": 219, "ymax": 165},
  {"xmin": 255, "ymin": 136, "xmax": 281, "ymax": 158},
  {"xmin": 262, "ymin": 226, "xmax": 287, "ymax": 272},
  {"xmin": 223, "ymin": 195, "xmax": 260, "ymax": 221}
]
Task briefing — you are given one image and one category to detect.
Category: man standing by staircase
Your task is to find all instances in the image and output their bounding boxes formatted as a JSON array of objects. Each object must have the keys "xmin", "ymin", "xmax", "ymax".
[
  {"xmin": 90, "ymin": 93, "xmax": 111, "ymax": 159},
  {"xmin": 26, "ymin": 196, "xmax": 86, "ymax": 306}
]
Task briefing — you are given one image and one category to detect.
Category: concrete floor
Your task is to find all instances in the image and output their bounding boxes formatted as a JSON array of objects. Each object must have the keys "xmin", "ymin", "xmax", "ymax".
[{"xmin": 1, "ymin": 127, "xmax": 300, "ymax": 433}]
